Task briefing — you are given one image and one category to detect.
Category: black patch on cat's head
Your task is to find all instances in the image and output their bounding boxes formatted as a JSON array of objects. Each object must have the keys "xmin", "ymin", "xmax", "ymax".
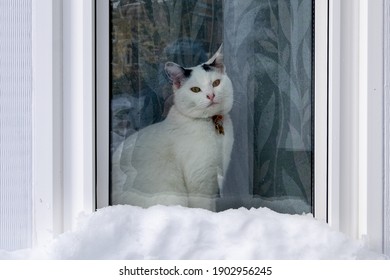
[
  {"xmin": 208, "ymin": 58, "xmax": 217, "ymax": 68},
  {"xmin": 202, "ymin": 64, "xmax": 212, "ymax": 72},
  {"xmin": 183, "ymin": 67, "xmax": 193, "ymax": 78},
  {"xmin": 204, "ymin": 45, "xmax": 225, "ymax": 73},
  {"xmin": 202, "ymin": 58, "xmax": 221, "ymax": 72}
]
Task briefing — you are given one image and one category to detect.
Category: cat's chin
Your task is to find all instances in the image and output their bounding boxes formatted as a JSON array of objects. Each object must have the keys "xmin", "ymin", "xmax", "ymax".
[
  {"xmin": 207, "ymin": 101, "xmax": 220, "ymax": 107},
  {"xmin": 174, "ymin": 104, "xmax": 223, "ymax": 119}
]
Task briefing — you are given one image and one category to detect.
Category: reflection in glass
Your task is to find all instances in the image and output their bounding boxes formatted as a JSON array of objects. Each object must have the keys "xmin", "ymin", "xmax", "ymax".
[{"xmin": 110, "ymin": 0, "xmax": 313, "ymax": 214}]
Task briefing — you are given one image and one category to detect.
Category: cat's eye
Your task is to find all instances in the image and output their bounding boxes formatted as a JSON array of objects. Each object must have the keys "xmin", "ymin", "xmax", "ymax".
[
  {"xmin": 191, "ymin": 87, "xmax": 201, "ymax": 93},
  {"xmin": 212, "ymin": 79, "xmax": 221, "ymax": 87}
]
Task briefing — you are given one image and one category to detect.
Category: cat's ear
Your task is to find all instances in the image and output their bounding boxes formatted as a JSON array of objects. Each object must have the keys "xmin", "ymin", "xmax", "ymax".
[
  {"xmin": 204, "ymin": 44, "xmax": 224, "ymax": 73},
  {"xmin": 165, "ymin": 62, "xmax": 192, "ymax": 89}
]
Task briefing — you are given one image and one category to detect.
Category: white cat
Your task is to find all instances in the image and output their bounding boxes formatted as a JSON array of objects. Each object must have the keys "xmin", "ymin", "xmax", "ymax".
[{"xmin": 111, "ymin": 46, "xmax": 234, "ymax": 211}]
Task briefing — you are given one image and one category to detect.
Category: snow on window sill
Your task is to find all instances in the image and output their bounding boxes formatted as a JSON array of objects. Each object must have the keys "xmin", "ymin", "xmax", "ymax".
[{"xmin": 0, "ymin": 205, "xmax": 385, "ymax": 260}]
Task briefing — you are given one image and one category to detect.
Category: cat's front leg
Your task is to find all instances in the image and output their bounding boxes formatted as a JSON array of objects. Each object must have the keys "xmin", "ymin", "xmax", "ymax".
[{"xmin": 180, "ymin": 152, "xmax": 220, "ymax": 211}]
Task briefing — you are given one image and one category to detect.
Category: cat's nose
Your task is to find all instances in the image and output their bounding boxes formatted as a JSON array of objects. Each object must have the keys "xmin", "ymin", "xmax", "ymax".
[{"xmin": 207, "ymin": 93, "xmax": 215, "ymax": 101}]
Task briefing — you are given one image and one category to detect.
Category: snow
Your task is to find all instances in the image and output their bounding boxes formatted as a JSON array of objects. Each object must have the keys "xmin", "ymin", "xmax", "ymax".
[{"xmin": 0, "ymin": 205, "xmax": 386, "ymax": 260}]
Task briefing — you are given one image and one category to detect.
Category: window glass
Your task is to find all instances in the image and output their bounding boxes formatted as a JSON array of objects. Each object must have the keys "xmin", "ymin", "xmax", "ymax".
[{"xmin": 110, "ymin": 0, "xmax": 313, "ymax": 214}]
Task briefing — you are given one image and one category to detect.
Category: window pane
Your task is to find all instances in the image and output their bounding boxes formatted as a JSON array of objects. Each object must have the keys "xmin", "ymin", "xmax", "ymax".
[{"xmin": 110, "ymin": 0, "xmax": 313, "ymax": 214}]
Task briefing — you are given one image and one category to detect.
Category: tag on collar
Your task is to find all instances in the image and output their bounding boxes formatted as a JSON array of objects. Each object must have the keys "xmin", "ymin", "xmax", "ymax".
[{"xmin": 212, "ymin": 115, "xmax": 224, "ymax": 135}]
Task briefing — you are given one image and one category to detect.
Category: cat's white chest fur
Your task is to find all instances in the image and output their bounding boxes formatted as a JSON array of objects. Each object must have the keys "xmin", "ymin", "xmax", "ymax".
[
  {"xmin": 111, "ymin": 46, "xmax": 234, "ymax": 211},
  {"xmin": 166, "ymin": 106, "xmax": 233, "ymax": 194}
]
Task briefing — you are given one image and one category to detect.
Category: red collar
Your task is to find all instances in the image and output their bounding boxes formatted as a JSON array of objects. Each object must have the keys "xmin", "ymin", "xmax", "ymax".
[{"xmin": 212, "ymin": 115, "xmax": 224, "ymax": 135}]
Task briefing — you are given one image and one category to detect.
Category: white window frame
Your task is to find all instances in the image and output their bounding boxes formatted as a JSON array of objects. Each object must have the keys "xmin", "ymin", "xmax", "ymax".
[
  {"xmin": 314, "ymin": 0, "xmax": 329, "ymax": 222},
  {"xmin": 96, "ymin": 0, "xmax": 109, "ymax": 209},
  {"xmin": 32, "ymin": 0, "xmax": 63, "ymax": 246},
  {"xmin": 360, "ymin": 0, "xmax": 384, "ymax": 254},
  {"xmin": 327, "ymin": 0, "xmax": 385, "ymax": 252},
  {"xmin": 31, "ymin": 0, "xmax": 388, "ymax": 254},
  {"xmin": 32, "ymin": 0, "xmax": 96, "ymax": 245}
]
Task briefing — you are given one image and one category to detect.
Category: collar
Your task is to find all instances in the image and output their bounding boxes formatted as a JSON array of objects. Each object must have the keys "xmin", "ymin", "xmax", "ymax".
[{"xmin": 212, "ymin": 115, "xmax": 224, "ymax": 135}]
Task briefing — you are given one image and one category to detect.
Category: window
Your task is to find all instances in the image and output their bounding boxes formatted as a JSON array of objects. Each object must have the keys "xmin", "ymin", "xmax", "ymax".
[
  {"xmin": 29, "ymin": 0, "xmax": 386, "ymax": 253},
  {"xmin": 97, "ymin": 0, "xmax": 327, "ymax": 216}
]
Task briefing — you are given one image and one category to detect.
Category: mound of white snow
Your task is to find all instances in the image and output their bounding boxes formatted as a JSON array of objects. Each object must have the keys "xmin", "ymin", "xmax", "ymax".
[{"xmin": 0, "ymin": 205, "xmax": 385, "ymax": 259}]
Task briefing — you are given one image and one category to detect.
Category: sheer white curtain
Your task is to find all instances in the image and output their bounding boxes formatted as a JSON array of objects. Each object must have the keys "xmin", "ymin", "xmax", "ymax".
[{"xmin": 222, "ymin": 0, "xmax": 313, "ymax": 214}]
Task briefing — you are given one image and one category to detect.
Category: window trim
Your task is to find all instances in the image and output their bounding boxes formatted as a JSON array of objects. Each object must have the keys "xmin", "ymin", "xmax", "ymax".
[
  {"xmin": 96, "ymin": 0, "xmax": 109, "ymax": 209},
  {"xmin": 32, "ymin": 0, "xmax": 63, "ymax": 246},
  {"xmin": 62, "ymin": 0, "xmax": 96, "ymax": 231},
  {"xmin": 360, "ymin": 0, "xmax": 384, "ymax": 254},
  {"xmin": 32, "ymin": 0, "xmax": 96, "ymax": 246},
  {"xmin": 31, "ymin": 0, "xmax": 386, "ymax": 255},
  {"xmin": 314, "ymin": 0, "xmax": 329, "ymax": 222},
  {"xmin": 327, "ymin": 0, "xmax": 341, "ymax": 231},
  {"xmin": 329, "ymin": 0, "xmax": 385, "ymax": 253}
]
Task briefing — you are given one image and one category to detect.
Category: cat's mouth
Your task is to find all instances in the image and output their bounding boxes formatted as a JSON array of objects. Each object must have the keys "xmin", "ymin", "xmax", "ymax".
[{"xmin": 207, "ymin": 101, "xmax": 220, "ymax": 107}]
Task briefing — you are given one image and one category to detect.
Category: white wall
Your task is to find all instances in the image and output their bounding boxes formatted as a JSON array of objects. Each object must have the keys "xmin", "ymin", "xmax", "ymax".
[{"xmin": 0, "ymin": 0, "xmax": 32, "ymax": 250}]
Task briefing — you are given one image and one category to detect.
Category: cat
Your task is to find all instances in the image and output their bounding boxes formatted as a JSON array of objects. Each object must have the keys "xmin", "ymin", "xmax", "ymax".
[{"xmin": 111, "ymin": 46, "xmax": 234, "ymax": 211}]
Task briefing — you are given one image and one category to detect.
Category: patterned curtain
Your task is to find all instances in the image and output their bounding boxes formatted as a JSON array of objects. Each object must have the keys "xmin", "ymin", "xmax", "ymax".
[{"xmin": 222, "ymin": 0, "xmax": 313, "ymax": 213}]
